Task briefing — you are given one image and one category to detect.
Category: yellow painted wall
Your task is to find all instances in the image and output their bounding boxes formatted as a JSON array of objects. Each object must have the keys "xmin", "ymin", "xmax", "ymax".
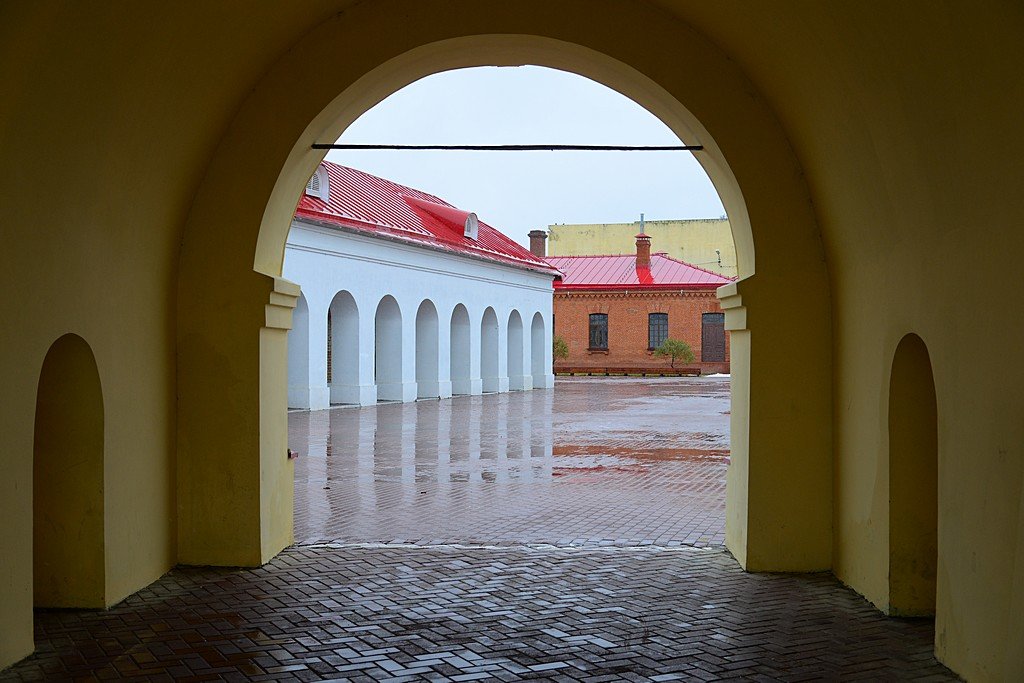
[
  {"xmin": 548, "ymin": 219, "xmax": 738, "ymax": 278},
  {"xmin": 0, "ymin": 2, "xmax": 1022, "ymax": 680}
]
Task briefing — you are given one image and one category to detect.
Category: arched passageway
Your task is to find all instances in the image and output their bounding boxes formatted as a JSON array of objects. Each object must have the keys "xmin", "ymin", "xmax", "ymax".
[
  {"xmin": 33, "ymin": 334, "xmax": 105, "ymax": 609},
  {"xmin": 287, "ymin": 293, "xmax": 311, "ymax": 409},
  {"xmin": 507, "ymin": 310, "xmax": 525, "ymax": 390},
  {"xmin": 375, "ymin": 296, "xmax": 403, "ymax": 401},
  {"xmin": 328, "ymin": 291, "xmax": 360, "ymax": 405},
  {"xmin": 177, "ymin": 10, "xmax": 831, "ymax": 590},
  {"xmin": 888, "ymin": 333, "xmax": 938, "ymax": 616},
  {"xmin": 450, "ymin": 305, "xmax": 472, "ymax": 395},
  {"xmin": 531, "ymin": 312, "xmax": 546, "ymax": 386},
  {"xmin": 415, "ymin": 300, "xmax": 440, "ymax": 399},
  {"xmin": 480, "ymin": 307, "xmax": 500, "ymax": 393}
]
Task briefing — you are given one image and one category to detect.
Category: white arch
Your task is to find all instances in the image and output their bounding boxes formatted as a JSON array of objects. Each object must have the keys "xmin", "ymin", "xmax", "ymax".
[
  {"xmin": 328, "ymin": 290, "xmax": 360, "ymax": 404},
  {"xmin": 481, "ymin": 307, "xmax": 499, "ymax": 393},
  {"xmin": 507, "ymin": 310, "xmax": 525, "ymax": 391},
  {"xmin": 450, "ymin": 304, "xmax": 472, "ymax": 395},
  {"xmin": 287, "ymin": 293, "xmax": 310, "ymax": 409},
  {"xmin": 415, "ymin": 300, "xmax": 440, "ymax": 399},
  {"xmin": 531, "ymin": 312, "xmax": 548, "ymax": 388},
  {"xmin": 374, "ymin": 295, "xmax": 403, "ymax": 401}
]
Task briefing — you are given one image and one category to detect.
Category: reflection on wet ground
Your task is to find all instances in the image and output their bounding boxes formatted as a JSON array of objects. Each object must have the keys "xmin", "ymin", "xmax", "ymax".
[{"xmin": 291, "ymin": 376, "xmax": 729, "ymax": 548}]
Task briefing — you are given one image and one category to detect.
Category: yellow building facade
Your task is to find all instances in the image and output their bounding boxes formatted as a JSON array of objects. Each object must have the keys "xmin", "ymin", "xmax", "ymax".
[
  {"xmin": 548, "ymin": 219, "xmax": 738, "ymax": 278},
  {"xmin": 1, "ymin": 3, "xmax": 1022, "ymax": 681}
]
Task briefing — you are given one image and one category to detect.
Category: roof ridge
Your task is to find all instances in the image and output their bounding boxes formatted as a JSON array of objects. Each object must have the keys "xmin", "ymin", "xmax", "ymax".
[
  {"xmin": 545, "ymin": 253, "xmax": 636, "ymax": 259},
  {"xmin": 321, "ymin": 159, "xmax": 453, "ymax": 207},
  {"xmin": 651, "ymin": 252, "xmax": 735, "ymax": 281}
]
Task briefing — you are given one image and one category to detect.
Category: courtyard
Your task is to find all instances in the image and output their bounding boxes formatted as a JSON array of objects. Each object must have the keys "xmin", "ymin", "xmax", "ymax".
[
  {"xmin": 292, "ymin": 377, "xmax": 729, "ymax": 549},
  {"xmin": 3, "ymin": 379, "xmax": 955, "ymax": 681}
]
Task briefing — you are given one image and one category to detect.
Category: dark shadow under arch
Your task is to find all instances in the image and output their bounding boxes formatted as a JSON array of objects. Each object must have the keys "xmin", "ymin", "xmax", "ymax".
[
  {"xmin": 33, "ymin": 333, "xmax": 105, "ymax": 609},
  {"xmin": 888, "ymin": 333, "xmax": 938, "ymax": 616}
]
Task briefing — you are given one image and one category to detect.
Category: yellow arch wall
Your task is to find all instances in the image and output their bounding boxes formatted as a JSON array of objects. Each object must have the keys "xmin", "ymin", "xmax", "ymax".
[
  {"xmin": 177, "ymin": 5, "xmax": 832, "ymax": 582},
  {"xmin": 1, "ymin": 3, "xmax": 1021, "ymax": 680}
]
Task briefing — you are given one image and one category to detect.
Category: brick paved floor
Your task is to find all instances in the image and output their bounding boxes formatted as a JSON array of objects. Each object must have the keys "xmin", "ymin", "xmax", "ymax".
[
  {"xmin": 3, "ymin": 378, "xmax": 957, "ymax": 681},
  {"xmin": 292, "ymin": 377, "xmax": 729, "ymax": 548},
  {"xmin": 6, "ymin": 545, "xmax": 955, "ymax": 681}
]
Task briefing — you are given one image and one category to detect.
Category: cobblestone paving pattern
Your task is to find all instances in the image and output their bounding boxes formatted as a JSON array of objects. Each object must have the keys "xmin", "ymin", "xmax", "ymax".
[
  {"xmin": 4, "ymin": 379, "xmax": 956, "ymax": 681},
  {"xmin": 6, "ymin": 545, "xmax": 955, "ymax": 681},
  {"xmin": 292, "ymin": 378, "xmax": 729, "ymax": 548}
]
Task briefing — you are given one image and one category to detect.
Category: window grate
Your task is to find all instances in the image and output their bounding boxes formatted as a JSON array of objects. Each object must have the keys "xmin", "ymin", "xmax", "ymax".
[
  {"xmin": 589, "ymin": 313, "xmax": 608, "ymax": 350},
  {"xmin": 648, "ymin": 312, "xmax": 668, "ymax": 349}
]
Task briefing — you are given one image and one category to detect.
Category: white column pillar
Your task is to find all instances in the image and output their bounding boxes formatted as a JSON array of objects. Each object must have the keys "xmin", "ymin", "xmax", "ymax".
[
  {"xmin": 497, "ymin": 313, "xmax": 510, "ymax": 393},
  {"xmin": 437, "ymin": 308, "xmax": 453, "ymax": 399},
  {"xmin": 399, "ymin": 307, "xmax": 418, "ymax": 402},
  {"xmin": 469, "ymin": 308, "xmax": 483, "ymax": 395},
  {"xmin": 356, "ymin": 306, "xmax": 377, "ymax": 405},
  {"xmin": 536, "ymin": 313, "xmax": 555, "ymax": 389},
  {"xmin": 305, "ymin": 298, "xmax": 330, "ymax": 410}
]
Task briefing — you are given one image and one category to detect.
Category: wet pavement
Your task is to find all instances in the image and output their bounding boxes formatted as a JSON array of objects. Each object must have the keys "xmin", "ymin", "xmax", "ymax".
[
  {"xmin": 291, "ymin": 377, "xmax": 729, "ymax": 548},
  {"xmin": 3, "ymin": 378, "xmax": 957, "ymax": 681}
]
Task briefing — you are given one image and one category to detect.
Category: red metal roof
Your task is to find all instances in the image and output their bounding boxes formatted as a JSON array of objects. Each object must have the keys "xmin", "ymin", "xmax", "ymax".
[
  {"xmin": 544, "ymin": 253, "xmax": 733, "ymax": 291},
  {"xmin": 294, "ymin": 162, "xmax": 559, "ymax": 276}
]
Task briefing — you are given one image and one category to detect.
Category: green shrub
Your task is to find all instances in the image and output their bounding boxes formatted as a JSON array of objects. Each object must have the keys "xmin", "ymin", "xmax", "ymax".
[{"xmin": 653, "ymin": 338, "xmax": 695, "ymax": 368}]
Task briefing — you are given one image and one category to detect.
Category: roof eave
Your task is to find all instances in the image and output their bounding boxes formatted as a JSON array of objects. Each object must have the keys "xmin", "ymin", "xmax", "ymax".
[{"xmin": 292, "ymin": 212, "xmax": 561, "ymax": 278}]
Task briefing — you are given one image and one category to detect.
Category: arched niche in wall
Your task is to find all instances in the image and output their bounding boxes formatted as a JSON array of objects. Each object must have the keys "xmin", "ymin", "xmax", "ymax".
[
  {"xmin": 480, "ymin": 307, "xmax": 500, "ymax": 393},
  {"xmin": 888, "ymin": 333, "xmax": 938, "ymax": 616},
  {"xmin": 415, "ymin": 300, "xmax": 440, "ymax": 399},
  {"xmin": 375, "ymin": 295, "xmax": 403, "ymax": 401},
  {"xmin": 328, "ymin": 290, "xmax": 360, "ymax": 405},
  {"xmin": 507, "ymin": 310, "xmax": 524, "ymax": 390},
  {"xmin": 33, "ymin": 333, "xmax": 105, "ymax": 609},
  {"xmin": 450, "ymin": 305, "xmax": 472, "ymax": 395}
]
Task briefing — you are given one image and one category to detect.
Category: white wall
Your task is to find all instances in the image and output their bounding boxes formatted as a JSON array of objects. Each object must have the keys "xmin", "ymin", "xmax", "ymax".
[{"xmin": 284, "ymin": 221, "xmax": 555, "ymax": 408}]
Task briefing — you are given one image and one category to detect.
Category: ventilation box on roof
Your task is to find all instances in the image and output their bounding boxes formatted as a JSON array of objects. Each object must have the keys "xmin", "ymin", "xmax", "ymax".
[
  {"xmin": 464, "ymin": 213, "xmax": 479, "ymax": 240},
  {"xmin": 304, "ymin": 165, "xmax": 330, "ymax": 201}
]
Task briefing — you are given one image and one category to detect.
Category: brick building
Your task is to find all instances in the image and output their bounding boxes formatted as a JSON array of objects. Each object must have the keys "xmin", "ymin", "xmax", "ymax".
[{"xmin": 532, "ymin": 230, "xmax": 733, "ymax": 374}]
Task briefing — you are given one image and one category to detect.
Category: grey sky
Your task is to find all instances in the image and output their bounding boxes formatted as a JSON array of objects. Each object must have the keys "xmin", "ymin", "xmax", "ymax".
[{"xmin": 326, "ymin": 66, "xmax": 724, "ymax": 248}]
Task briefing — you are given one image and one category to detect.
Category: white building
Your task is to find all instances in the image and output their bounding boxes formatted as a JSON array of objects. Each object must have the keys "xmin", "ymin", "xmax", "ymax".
[{"xmin": 285, "ymin": 162, "xmax": 559, "ymax": 409}]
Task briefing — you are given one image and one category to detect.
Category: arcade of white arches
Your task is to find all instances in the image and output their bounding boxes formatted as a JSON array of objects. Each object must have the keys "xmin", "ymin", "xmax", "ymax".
[{"xmin": 1, "ymin": 3, "xmax": 1022, "ymax": 680}]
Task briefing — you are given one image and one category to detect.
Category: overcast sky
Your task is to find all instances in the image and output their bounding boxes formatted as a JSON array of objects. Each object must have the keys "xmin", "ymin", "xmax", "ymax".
[{"xmin": 326, "ymin": 66, "xmax": 724, "ymax": 248}]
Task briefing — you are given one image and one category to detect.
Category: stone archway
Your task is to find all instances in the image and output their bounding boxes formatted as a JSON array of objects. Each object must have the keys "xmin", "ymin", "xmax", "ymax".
[{"xmin": 176, "ymin": 2, "xmax": 831, "ymax": 572}]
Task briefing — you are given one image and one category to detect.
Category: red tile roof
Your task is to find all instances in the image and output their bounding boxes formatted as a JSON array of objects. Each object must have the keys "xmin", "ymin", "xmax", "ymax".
[
  {"xmin": 294, "ymin": 162, "xmax": 559, "ymax": 276},
  {"xmin": 544, "ymin": 253, "xmax": 733, "ymax": 291}
]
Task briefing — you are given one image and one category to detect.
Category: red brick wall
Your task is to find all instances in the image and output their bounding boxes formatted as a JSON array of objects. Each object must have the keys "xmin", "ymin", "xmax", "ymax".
[{"xmin": 552, "ymin": 290, "xmax": 730, "ymax": 374}]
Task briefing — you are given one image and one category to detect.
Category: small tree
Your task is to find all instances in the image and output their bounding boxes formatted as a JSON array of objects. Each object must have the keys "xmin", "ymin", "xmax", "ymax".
[
  {"xmin": 552, "ymin": 335, "xmax": 569, "ymax": 362},
  {"xmin": 653, "ymin": 338, "xmax": 695, "ymax": 368}
]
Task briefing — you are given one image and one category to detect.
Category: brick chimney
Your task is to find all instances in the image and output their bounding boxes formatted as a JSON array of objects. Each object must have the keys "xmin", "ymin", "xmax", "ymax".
[
  {"xmin": 635, "ymin": 214, "xmax": 651, "ymax": 269},
  {"xmin": 528, "ymin": 229, "xmax": 547, "ymax": 257}
]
